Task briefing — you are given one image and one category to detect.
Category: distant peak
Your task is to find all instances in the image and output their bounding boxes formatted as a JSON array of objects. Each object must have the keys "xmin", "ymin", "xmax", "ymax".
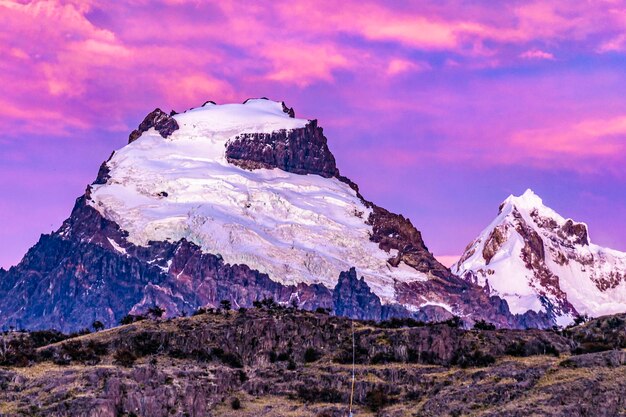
[{"xmin": 500, "ymin": 188, "xmax": 544, "ymax": 213}]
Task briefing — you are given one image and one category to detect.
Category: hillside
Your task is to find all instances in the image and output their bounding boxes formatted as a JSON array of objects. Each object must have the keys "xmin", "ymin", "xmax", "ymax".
[{"xmin": 1, "ymin": 307, "xmax": 625, "ymax": 416}]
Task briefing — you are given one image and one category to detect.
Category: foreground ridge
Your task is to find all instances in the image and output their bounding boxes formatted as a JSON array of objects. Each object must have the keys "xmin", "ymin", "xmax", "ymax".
[{"xmin": 0, "ymin": 309, "xmax": 624, "ymax": 416}]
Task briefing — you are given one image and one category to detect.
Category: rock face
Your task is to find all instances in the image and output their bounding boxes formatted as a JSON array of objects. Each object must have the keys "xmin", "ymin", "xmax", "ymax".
[
  {"xmin": 453, "ymin": 189, "xmax": 626, "ymax": 325},
  {"xmin": 0, "ymin": 100, "xmax": 555, "ymax": 331},
  {"xmin": 332, "ymin": 267, "xmax": 383, "ymax": 320},
  {"xmin": 226, "ymin": 119, "xmax": 338, "ymax": 177},
  {"xmin": 0, "ymin": 311, "xmax": 624, "ymax": 417},
  {"xmin": 128, "ymin": 108, "xmax": 179, "ymax": 143}
]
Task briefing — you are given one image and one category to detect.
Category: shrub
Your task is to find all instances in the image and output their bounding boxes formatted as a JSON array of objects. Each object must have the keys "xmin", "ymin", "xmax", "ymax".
[
  {"xmin": 220, "ymin": 352, "xmax": 243, "ymax": 368},
  {"xmin": 473, "ymin": 320, "xmax": 496, "ymax": 331},
  {"xmin": 452, "ymin": 349, "xmax": 496, "ymax": 368},
  {"xmin": 220, "ymin": 300, "xmax": 232, "ymax": 311},
  {"xmin": 231, "ymin": 397, "xmax": 241, "ymax": 410},
  {"xmin": 572, "ymin": 314, "xmax": 590, "ymax": 326},
  {"xmin": 131, "ymin": 333, "xmax": 162, "ymax": 356},
  {"xmin": 148, "ymin": 306, "xmax": 165, "ymax": 319},
  {"xmin": 304, "ymin": 347, "xmax": 322, "ymax": 363},
  {"xmin": 376, "ymin": 317, "xmax": 426, "ymax": 328},
  {"xmin": 444, "ymin": 316, "xmax": 463, "ymax": 328},
  {"xmin": 192, "ymin": 308, "xmax": 207, "ymax": 316},
  {"xmin": 92, "ymin": 321, "xmax": 105, "ymax": 332},
  {"xmin": 114, "ymin": 348, "xmax": 137, "ymax": 367},
  {"xmin": 297, "ymin": 386, "xmax": 342, "ymax": 403},
  {"xmin": 120, "ymin": 315, "xmax": 146, "ymax": 325},
  {"xmin": 366, "ymin": 388, "xmax": 390, "ymax": 412},
  {"xmin": 29, "ymin": 330, "xmax": 67, "ymax": 348},
  {"xmin": 505, "ymin": 341, "xmax": 527, "ymax": 357}
]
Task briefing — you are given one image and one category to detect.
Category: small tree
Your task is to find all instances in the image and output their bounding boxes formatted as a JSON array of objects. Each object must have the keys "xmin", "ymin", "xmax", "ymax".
[
  {"xmin": 92, "ymin": 321, "xmax": 105, "ymax": 332},
  {"xmin": 220, "ymin": 299, "xmax": 232, "ymax": 311},
  {"xmin": 573, "ymin": 314, "xmax": 590, "ymax": 326},
  {"xmin": 473, "ymin": 320, "xmax": 496, "ymax": 331},
  {"xmin": 148, "ymin": 306, "xmax": 165, "ymax": 319}
]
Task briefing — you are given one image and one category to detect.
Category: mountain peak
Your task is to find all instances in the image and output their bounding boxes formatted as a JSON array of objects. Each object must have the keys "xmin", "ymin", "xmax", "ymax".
[
  {"xmin": 455, "ymin": 189, "xmax": 626, "ymax": 325},
  {"xmin": 500, "ymin": 188, "xmax": 544, "ymax": 213}
]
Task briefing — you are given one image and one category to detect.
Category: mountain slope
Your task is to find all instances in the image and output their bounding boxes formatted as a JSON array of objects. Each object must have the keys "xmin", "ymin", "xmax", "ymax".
[
  {"xmin": 453, "ymin": 189, "xmax": 626, "ymax": 325},
  {"xmin": 0, "ymin": 99, "xmax": 550, "ymax": 331},
  {"xmin": 1, "ymin": 309, "xmax": 625, "ymax": 417}
]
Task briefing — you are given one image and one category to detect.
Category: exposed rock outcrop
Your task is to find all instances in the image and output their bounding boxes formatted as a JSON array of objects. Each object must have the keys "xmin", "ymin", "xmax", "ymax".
[
  {"xmin": 225, "ymin": 120, "xmax": 338, "ymax": 177},
  {"xmin": 128, "ymin": 108, "xmax": 179, "ymax": 144},
  {"xmin": 332, "ymin": 267, "xmax": 382, "ymax": 320}
]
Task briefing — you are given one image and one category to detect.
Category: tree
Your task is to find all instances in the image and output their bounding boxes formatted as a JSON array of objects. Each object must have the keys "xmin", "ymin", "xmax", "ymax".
[
  {"xmin": 473, "ymin": 320, "xmax": 496, "ymax": 331},
  {"xmin": 92, "ymin": 321, "xmax": 105, "ymax": 332},
  {"xmin": 573, "ymin": 314, "xmax": 590, "ymax": 326},
  {"xmin": 220, "ymin": 300, "xmax": 232, "ymax": 311},
  {"xmin": 148, "ymin": 306, "xmax": 165, "ymax": 319}
]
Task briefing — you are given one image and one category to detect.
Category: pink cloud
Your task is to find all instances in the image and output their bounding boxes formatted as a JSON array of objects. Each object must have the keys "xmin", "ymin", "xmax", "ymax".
[
  {"xmin": 520, "ymin": 49, "xmax": 555, "ymax": 60},
  {"xmin": 386, "ymin": 59, "xmax": 431, "ymax": 76}
]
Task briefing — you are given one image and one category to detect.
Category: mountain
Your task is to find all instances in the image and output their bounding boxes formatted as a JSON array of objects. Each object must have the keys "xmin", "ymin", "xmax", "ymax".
[
  {"xmin": 0, "ymin": 99, "xmax": 550, "ymax": 331},
  {"xmin": 453, "ymin": 189, "xmax": 626, "ymax": 325}
]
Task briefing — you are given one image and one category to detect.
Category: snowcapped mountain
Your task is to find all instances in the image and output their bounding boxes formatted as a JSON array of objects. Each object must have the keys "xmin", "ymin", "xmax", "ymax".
[
  {"xmin": 453, "ymin": 189, "xmax": 626, "ymax": 325},
  {"xmin": 0, "ymin": 99, "xmax": 551, "ymax": 331}
]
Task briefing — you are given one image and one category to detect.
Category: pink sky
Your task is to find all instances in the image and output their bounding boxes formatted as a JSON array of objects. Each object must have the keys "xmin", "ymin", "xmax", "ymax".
[{"xmin": 2, "ymin": 0, "xmax": 626, "ymax": 268}]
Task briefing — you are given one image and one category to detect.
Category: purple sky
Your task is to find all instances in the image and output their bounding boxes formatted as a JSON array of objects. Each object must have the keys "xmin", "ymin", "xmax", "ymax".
[{"xmin": 2, "ymin": 0, "xmax": 626, "ymax": 268}]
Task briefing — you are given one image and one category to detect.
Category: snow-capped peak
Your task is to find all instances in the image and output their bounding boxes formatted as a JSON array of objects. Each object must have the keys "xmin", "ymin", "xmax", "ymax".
[
  {"xmin": 501, "ymin": 189, "xmax": 543, "ymax": 212},
  {"xmin": 87, "ymin": 100, "xmax": 427, "ymax": 305},
  {"xmin": 453, "ymin": 190, "xmax": 626, "ymax": 325},
  {"xmin": 172, "ymin": 99, "xmax": 306, "ymax": 140}
]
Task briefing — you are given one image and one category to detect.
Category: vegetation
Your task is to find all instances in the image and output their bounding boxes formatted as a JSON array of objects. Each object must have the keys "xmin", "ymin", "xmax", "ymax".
[{"xmin": 473, "ymin": 320, "xmax": 496, "ymax": 331}]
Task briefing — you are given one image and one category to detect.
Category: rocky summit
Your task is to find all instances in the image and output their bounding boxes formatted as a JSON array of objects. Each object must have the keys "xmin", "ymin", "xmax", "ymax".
[
  {"xmin": 453, "ymin": 189, "xmax": 626, "ymax": 326},
  {"xmin": 0, "ymin": 308, "xmax": 625, "ymax": 417},
  {"xmin": 0, "ymin": 99, "xmax": 552, "ymax": 332}
]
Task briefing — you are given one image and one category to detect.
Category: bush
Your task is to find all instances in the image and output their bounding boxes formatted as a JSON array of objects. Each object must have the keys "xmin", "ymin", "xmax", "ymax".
[
  {"xmin": 315, "ymin": 307, "xmax": 330, "ymax": 315},
  {"xmin": 219, "ymin": 352, "xmax": 243, "ymax": 368},
  {"xmin": 120, "ymin": 315, "xmax": 146, "ymax": 325},
  {"xmin": 148, "ymin": 306, "xmax": 165, "ymax": 319},
  {"xmin": 29, "ymin": 330, "xmax": 68, "ymax": 348},
  {"xmin": 192, "ymin": 308, "xmax": 207, "ymax": 316},
  {"xmin": 444, "ymin": 316, "xmax": 463, "ymax": 328},
  {"xmin": 131, "ymin": 333, "xmax": 162, "ymax": 356},
  {"xmin": 297, "ymin": 386, "xmax": 342, "ymax": 403},
  {"xmin": 114, "ymin": 348, "xmax": 137, "ymax": 367},
  {"xmin": 452, "ymin": 349, "xmax": 496, "ymax": 368},
  {"xmin": 366, "ymin": 388, "xmax": 390, "ymax": 412},
  {"xmin": 473, "ymin": 320, "xmax": 496, "ymax": 331},
  {"xmin": 220, "ymin": 300, "xmax": 232, "ymax": 311},
  {"xmin": 505, "ymin": 341, "xmax": 527, "ymax": 357},
  {"xmin": 231, "ymin": 397, "xmax": 241, "ymax": 410},
  {"xmin": 376, "ymin": 317, "xmax": 426, "ymax": 328},
  {"xmin": 304, "ymin": 347, "xmax": 322, "ymax": 363}
]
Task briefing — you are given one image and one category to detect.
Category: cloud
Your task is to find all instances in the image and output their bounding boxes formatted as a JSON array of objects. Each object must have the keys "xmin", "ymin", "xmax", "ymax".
[
  {"xmin": 520, "ymin": 49, "xmax": 555, "ymax": 60},
  {"xmin": 386, "ymin": 59, "xmax": 431, "ymax": 76}
]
